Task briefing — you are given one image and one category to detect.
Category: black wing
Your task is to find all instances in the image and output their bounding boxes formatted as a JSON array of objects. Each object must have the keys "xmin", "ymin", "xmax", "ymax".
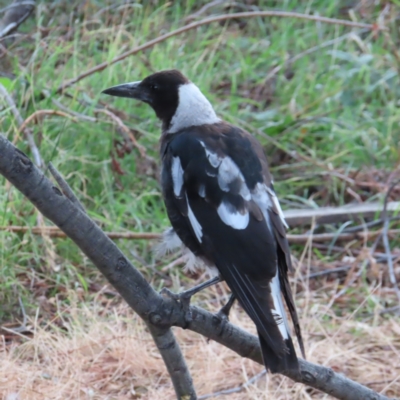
[{"xmin": 161, "ymin": 122, "xmax": 304, "ymax": 372}]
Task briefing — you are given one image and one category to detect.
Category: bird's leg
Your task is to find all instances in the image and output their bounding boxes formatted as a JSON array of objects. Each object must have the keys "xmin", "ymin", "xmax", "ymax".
[
  {"xmin": 160, "ymin": 275, "xmax": 221, "ymax": 319},
  {"xmin": 216, "ymin": 294, "xmax": 236, "ymax": 321}
]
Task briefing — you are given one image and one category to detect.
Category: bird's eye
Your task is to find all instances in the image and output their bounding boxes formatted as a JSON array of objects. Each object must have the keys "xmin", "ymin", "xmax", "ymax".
[{"xmin": 149, "ymin": 84, "xmax": 158, "ymax": 90}]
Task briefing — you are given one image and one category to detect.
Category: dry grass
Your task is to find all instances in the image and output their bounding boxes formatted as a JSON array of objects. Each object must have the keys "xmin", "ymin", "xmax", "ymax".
[{"xmin": 1, "ymin": 282, "xmax": 400, "ymax": 400}]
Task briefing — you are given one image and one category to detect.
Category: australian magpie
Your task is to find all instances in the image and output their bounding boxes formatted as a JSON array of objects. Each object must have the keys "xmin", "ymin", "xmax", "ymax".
[{"xmin": 102, "ymin": 69, "xmax": 305, "ymax": 373}]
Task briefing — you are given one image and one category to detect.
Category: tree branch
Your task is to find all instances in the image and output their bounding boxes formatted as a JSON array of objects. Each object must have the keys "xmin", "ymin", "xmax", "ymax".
[
  {"xmin": 0, "ymin": 133, "xmax": 393, "ymax": 400},
  {"xmin": 0, "ymin": 83, "xmax": 43, "ymax": 168},
  {"xmin": 0, "ymin": 135, "xmax": 196, "ymax": 400}
]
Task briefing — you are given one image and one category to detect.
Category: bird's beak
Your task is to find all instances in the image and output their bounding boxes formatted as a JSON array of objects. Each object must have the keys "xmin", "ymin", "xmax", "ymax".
[{"xmin": 102, "ymin": 81, "xmax": 146, "ymax": 100}]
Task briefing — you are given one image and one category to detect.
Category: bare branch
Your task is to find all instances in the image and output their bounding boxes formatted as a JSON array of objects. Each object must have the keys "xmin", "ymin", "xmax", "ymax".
[
  {"xmin": 2, "ymin": 200, "xmax": 399, "ymax": 241},
  {"xmin": 184, "ymin": 0, "xmax": 224, "ymax": 23},
  {"xmin": 0, "ymin": 135, "xmax": 196, "ymax": 399},
  {"xmin": 3, "ymin": 224, "xmax": 399, "ymax": 244},
  {"xmin": 381, "ymin": 179, "xmax": 400, "ymax": 305},
  {"xmin": 0, "ymin": 225, "xmax": 161, "ymax": 239},
  {"xmin": 56, "ymin": 11, "xmax": 382, "ymax": 94},
  {"xmin": 283, "ymin": 201, "xmax": 400, "ymax": 226},
  {"xmin": 0, "ymin": 133, "xmax": 393, "ymax": 400},
  {"xmin": 198, "ymin": 369, "xmax": 267, "ymax": 399},
  {"xmin": 48, "ymin": 162, "xmax": 86, "ymax": 213},
  {"xmin": 0, "ymin": 83, "xmax": 43, "ymax": 168},
  {"xmin": 287, "ymin": 229, "xmax": 400, "ymax": 243},
  {"xmin": 17, "ymin": 109, "xmax": 77, "ymax": 134}
]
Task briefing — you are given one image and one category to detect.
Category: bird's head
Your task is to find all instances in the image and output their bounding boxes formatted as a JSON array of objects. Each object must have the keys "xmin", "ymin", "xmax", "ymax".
[{"xmin": 102, "ymin": 69, "xmax": 220, "ymax": 133}]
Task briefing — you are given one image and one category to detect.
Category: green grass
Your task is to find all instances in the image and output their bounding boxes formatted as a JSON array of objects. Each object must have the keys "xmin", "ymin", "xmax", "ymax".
[{"xmin": 1, "ymin": 0, "xmax": 399, "ymax": 320}]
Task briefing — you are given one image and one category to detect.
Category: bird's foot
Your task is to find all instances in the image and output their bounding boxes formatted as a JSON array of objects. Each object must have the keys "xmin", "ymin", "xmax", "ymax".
[
  {"xmin": 160, "ymin": 287, "xmax": 193, "ymax": 323},
  {"xmin": 215, "ymin": 294, "xmax": 236, "ymax": 322}
]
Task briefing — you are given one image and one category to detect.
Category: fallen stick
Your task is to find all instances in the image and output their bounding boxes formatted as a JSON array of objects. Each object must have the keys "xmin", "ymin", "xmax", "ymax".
[
  {"xmin": 2, "ymin": 201, "xmax": 399, "ymax": 242},
  {"xmin": 284, "ymin": 201, "xmax": 400, "ymax": 226}
]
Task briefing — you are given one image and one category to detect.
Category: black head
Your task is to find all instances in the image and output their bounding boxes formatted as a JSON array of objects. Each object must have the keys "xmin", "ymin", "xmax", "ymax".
[{"xmin": 102, "ymin": 69, "xmax": 189, "ymax": 129}]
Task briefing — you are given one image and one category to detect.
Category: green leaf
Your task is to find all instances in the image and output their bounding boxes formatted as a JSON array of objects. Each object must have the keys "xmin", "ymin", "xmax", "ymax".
[{"xmin": 0, "ymin": 77, "xmax": 14, "ymax": 92}]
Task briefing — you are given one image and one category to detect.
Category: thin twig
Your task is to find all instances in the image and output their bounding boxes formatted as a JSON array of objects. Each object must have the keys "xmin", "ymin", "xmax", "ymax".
[
  {"xmin": 307, "ymin": 266, "xmax": 351, "ymax": 279},
  {"xmin": 287, "ymin": 229, "xmax": 400, "ymax": 243},
  {"xmin": 1, "ymin": 297, "xmax": 30, "ymax": 334},
  {"xmin": 312, "ymin": 243, "xmax": 400, "ymax": 264},
  {"xmin": 263, "ymin": 30, "xmax": 367, "ymax": 83},
  {"xmin": 198, "ymin": 369, "xmax": 267, "ymax": 399},
  {"xmin": 94, "ymin": 108, "xmax": 146, "ymax": 157},
  {"xmin": 129, "ymin": 249, "xmax": 170, "ymax": 281},
  {"xmin": 0, "ymin": 225, "xmax": 160, "ymax": 239},
  {"xmin": 56, "ymin": 11, "xmax": 382, "ymax": 94},
  {"xmin": 48, "ymin": 163, "xmax": 86, "ymax": 213},
  {"xmin": 17, "ymin": 109, "xmax": 77, "ymax": 134},
  {"xmin": 283, "ymin": 201, "xmax": 400, "ymax": 227},
  {"xmin": 327, "ymin": 232, "xmax": 383, "ymax": 308},
  {"xmin": 342, "ymin": 215, "xmax": 400, "ymax": 233},
  {"xmin": 184, "ymin": 0, "xmax": 224, "ymax": 22},
  {"xmin": 2, "ymin": 225, "xmax": 399, "ymax": 244},
  {"xmin": 0, "ymin": 83, "xmax": 43, "ymax": 168},
  {"xmin": 381, "ymin": 179, "xmax": 400, "ymax": 305},
  {"xmin": 92, "ymin": 1, "xmax": 140, "ymax": 18},
  {"xmin": 378, "ymin": 305, "xmax": 400, "ymax": 315},
  {"xmin": 41, "ymin": 90, "xmax": 97, "ymax": 122}
]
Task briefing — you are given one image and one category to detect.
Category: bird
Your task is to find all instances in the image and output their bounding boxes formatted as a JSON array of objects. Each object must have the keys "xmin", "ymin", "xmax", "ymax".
[{"xmin": 102, "ymin": 69, "xmax": 305, "ymax": 373}]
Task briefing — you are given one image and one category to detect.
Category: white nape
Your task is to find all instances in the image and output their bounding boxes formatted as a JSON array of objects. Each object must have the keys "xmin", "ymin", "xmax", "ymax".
[{"xmin": 168, "ymin": 83, "xmax": 221, "ymax": 133}]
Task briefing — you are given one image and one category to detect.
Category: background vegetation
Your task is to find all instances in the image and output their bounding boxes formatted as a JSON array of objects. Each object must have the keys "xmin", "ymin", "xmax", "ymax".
[{"xmin": 1, "ymin": 0, "xmax": 400, "ymax": 398}]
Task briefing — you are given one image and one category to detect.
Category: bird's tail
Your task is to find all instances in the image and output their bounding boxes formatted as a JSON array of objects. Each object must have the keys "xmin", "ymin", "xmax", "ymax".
[
  {"xmin": 217, "ymin": 261, "xmax": 299, "ymax": 373},
  {"xmin": 258, "ymin": 329, "xmax": 298, "ymax": 373},
  {"xmin": 258, "ymin": 268, "xmax": 299, "ymax": 373}
]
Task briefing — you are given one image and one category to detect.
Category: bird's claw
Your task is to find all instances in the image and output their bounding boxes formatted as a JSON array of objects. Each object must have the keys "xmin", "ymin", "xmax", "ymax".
[
  {"xmin": 160, "ymin": 287, "xmax": 193, "ymax": 323},
  {"xmin": 215, "ymin": 294, "xmax": 235, "ymax": 322},
  {"xmin": 216, "ymin": 305, "xmax": 230, "ymax": 322}
]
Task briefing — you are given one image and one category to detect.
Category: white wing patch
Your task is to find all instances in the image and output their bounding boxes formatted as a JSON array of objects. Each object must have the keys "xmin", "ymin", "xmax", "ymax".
[
  {"xmin": 186, "ymin": 194, "xmax": 203, "ymax": 243},
  {"xmin": 199, "ymin": 141, "xmax": 253, "ymax": 230},
  {"xmin": 198, "ymin": 184, "xmax": 206, "ymax": 198},
  {"xmin": 217, "ymin": 157, "xmax": 251, "ymax": 201},
  {"xmin": 266, "ymin": 186, "xmax": 289, "ymax": 229},
  {"xmin": 270, "ymin": 269, "xmax": 290, "ymax": 340},
  {"xmin": 171, "ymin": 156, "xmax": 203, "ymax": 242},
  {"xmin": 171, "ymin": 156, "xmax": 184, "ymax": 197},
  {"xmin": 217, "ymin": 200, "xmax": 249, "ymax": 230},
  {"xmin": 199, "ymin": 141, "xmax": 221, "ymax": 168},
  {"xmin": 251, "ymin": 182, "xmax": 273, "ymax": 232}
]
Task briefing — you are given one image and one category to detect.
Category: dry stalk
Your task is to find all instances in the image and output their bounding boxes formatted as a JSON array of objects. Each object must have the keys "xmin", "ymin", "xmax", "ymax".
[
  {"xmin": 94, "ymin": 108, "xmax": 146, "ymax": 157},
  {"xmin": 56, "ymin": 11, "xmax": 383, "ymax": 94},
  {"xmin": 0, "ymin": 83, "xmax": 42, "ymax": 167}
]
